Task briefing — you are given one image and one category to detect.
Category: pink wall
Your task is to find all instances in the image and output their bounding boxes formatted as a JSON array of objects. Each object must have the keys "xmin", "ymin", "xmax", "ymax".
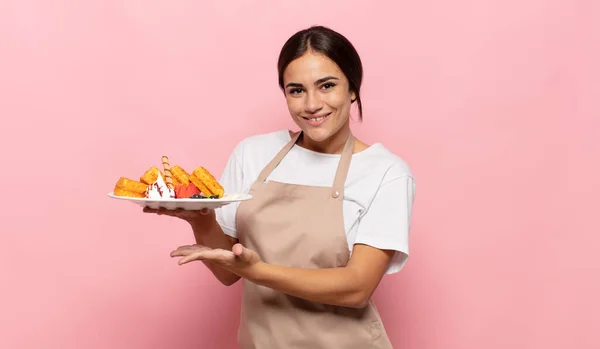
[{"xmin": 1, "ymin": 1, "xmax": 598, "ymax": 348}]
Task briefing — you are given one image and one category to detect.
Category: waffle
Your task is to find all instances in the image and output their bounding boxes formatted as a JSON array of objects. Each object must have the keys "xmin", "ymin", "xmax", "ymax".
[
  {"xmin": 114, "ymin": 177, "xmax": 148, "ymax": 198},
  {"xmin": 189, "ymin": 166, "xmax": 224, "ymax": 198}
]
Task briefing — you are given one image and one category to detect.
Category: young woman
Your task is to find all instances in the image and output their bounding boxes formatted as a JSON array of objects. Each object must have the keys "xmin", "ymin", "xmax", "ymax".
[{"xmin": 145, "ymin": 25, "xmax": 416, "ymax": 348}]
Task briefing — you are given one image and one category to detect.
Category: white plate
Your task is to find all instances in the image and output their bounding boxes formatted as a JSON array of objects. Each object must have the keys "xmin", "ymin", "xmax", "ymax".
[{"xmin": 107, "ymin": 192, "xmax": 252, "ymax": 210}]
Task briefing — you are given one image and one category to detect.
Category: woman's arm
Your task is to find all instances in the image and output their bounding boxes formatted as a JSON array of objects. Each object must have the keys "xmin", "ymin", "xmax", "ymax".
[
  {"xmin": 189, "ymin": 211, "xmax": 241, "ymax": 286},
  {"xmin": 247, "ymin": 244, "xmax": 394, "ymax": 308}
]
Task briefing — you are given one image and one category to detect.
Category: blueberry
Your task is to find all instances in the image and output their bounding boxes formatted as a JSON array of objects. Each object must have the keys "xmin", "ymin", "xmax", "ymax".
[{"xmin": 190, "ymin": 194, "xmax": 204, "ymax": 199}]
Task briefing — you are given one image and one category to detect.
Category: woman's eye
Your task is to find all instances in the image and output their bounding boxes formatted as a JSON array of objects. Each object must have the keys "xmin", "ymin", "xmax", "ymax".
[
  {"xmin": 321, "ymin": 83, "xmax": 336, "ymax": 90},
  {"xmin": 289, "ymin": 88, "xmax": 302, "ymax": 95}
]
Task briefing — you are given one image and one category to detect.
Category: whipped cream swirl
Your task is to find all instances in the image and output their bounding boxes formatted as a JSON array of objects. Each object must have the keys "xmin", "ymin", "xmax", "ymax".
[{"xmin": 145, "ymin": 173, "xmax": 175, "ymax": 199}]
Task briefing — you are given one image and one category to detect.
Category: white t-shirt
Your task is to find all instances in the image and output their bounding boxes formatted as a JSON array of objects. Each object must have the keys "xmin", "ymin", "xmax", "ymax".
[{"xmin": 216, "ymin": 130, "xmax": 416, "ymax": 274}]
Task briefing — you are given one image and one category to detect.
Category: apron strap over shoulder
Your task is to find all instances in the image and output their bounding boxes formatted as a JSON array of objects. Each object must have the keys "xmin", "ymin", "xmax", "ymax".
[
  {"xmin": 256, "ymin": 131, "xmax": 302, "ymax": 183},
  {"xmin": 331, "ymin": 132, "xmax": 354, "ymax": 199}
]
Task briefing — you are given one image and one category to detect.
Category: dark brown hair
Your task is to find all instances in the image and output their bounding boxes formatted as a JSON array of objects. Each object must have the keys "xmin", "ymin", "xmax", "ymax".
[{"xmin": 277, "ymin": 25, "xmax": 364, "ymax": 121}]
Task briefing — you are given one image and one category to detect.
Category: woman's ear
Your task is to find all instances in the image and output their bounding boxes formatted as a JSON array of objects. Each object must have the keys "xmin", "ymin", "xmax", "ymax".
[{"xmin": 351, "ymin": 91, "xmax": 357, "ymax": 103}]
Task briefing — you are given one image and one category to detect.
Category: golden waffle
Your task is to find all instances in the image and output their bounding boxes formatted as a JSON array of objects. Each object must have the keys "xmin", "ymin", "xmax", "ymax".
[
  {"xmin": 114, "ymin": 177, "xmax": 148, "ymax": 198},
  {"xmin": 189, "ymin": 166, "xmax": 224, "ymax": 198},
  {"xmin": 171, "ymin": 165, "xmax": 190, "ymax": 186},
  {"xmin": 114, "ymin": 187, "xmax": 146, "ymax": 198},
  {"xmin": 140, "ymin": 166, "xmax": 163, "ymax": 185},
  {"xmin": 114, "ymin": 177, "xmax": 148, "ymax": 193}
]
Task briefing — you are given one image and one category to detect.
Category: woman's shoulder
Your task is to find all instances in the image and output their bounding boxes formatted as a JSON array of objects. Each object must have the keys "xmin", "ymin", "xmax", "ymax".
[{"xmin": 354, "ymin": 141, "xmax": 414, "ymax": 181}]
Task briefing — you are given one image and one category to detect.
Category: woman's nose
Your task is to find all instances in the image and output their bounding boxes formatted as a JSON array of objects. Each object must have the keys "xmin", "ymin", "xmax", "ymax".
[{"xmin": 304, "ymin": 91, "xmax": 323, "ymax": 113}]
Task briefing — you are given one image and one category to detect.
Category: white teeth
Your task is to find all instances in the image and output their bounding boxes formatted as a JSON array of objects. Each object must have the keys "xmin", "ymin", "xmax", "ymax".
[{"xmin": 310, "ymin": 116, "xmax": 326, "ymax": 121}]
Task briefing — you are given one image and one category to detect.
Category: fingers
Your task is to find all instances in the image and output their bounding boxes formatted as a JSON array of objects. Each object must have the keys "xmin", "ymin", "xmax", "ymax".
[
  {"xmin": 177, "ymin": 251, "xmax": 207, "ymax": 265},
  {"xmin": 171, "ymin": 246, "xmax": 234, "ymax": 265},
  {"xmin": 143, "ymin": 207, "xmax": 212, "ymax": 218},
  {"xmin": 142, "ymin": 207, "xmax": 157, "ymax": 213},
  {"xmin": 143, "ymin": 206, "xmax": 165, "ymax": 214},
  {"xmin": 232, "ymin": 243, "xmax": 243, "ymax": 256},
  {"xmin": 156, "ymin": 208, "xmax": 179, "ymax": 216},
  {"xmin": 232, "ymin": 243, "xmax": 253, "ymax": 262},
  {"xmin": 177, "ymin": 250, "xmax": 228, "ymax": 265},
  {"xmin": 169, "ymin": 244, "xmax": 210, "ymax": 257},
  {"xmin": 142, "ymin": 207, "xmax": 186, "ymax": 216}
]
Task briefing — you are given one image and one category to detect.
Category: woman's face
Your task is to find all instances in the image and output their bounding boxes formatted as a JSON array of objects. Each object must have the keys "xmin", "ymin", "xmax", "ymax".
[{"xmin": 282, "ymin": 51, "xmax": 356, "ymax": 147}]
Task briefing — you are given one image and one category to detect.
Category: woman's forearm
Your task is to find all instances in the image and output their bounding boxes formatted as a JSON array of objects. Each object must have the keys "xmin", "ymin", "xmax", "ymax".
[
  {"xmin": 248, "ymin": 263, "xmax": 370, "ymax": 308},
  {"xmin": 244, "ymin": 246, "xmax": 394, "ymax": 308},
  {"xmin": 190, "ymin": 216, "xmax": 241, "ymax": 286}
]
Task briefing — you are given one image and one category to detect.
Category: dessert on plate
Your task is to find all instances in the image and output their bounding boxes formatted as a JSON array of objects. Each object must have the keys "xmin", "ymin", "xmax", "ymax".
[{"xmin": 112, "ymin": 156, "xmax": 224, "ymax": 200}]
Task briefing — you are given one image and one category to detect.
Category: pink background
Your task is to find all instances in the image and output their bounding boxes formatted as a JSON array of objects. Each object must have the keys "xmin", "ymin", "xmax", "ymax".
[{"xmin": 1, "ymin": 1, "xmax": 598, "ymax": 348}]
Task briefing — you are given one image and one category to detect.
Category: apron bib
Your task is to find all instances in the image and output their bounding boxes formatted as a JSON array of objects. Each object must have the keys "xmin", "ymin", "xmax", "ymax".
[{"xmin": 235, "ymin": 131, "xmax": 392, "ymax": 349}]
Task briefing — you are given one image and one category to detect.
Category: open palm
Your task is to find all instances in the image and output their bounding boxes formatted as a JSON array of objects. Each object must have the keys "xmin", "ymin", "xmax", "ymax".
[{"xmin": 170, "ymin": 243, "xmax": 262, "ymax": 278}]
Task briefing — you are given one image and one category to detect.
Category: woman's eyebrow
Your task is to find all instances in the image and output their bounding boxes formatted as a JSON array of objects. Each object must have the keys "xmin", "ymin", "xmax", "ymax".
[
  {"xmin": 285, "ymin": 82, "xmax": 303, "ymax": 88},
  {"xmin": 285, "ymin": 76, "xmax": 339, "ymax": 89},
  {"xmin": 314, "ymin": 76, "xmax": 339, "ymax": 85}
]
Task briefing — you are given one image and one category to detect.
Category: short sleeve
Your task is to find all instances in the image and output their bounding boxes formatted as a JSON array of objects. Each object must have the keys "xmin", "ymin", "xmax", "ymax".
[
  {"xmin": 354, "ymin": 174, "xmax": 416, "ymax": 274},
  {"xmin": 215, "ymin": 147, "xmax": 245, "ymax": 239}
]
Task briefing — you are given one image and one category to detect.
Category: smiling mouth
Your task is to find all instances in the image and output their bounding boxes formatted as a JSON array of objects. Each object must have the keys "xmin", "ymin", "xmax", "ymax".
[{"xmin": 302, "ymin": 112, "xmax": 331, "ymax": 122}]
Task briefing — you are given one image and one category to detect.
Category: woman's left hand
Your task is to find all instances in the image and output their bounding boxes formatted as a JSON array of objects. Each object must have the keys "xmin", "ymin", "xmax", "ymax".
[{"xmin": 170, "ymin": 243, "xmax": 262, "ymax": 279}]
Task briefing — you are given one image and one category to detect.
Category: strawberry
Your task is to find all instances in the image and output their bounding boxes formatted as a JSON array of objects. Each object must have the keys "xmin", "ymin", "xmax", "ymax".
[
  {"xmin": 174, "ymin": 184, "xmax": 187, "ymax": 198},
  {"xmin": 175, "ymin": 183, "xmax": 200, "ymax": 198},
  {"xmin": 186, "ymin": 183, "xmax": 201, "ymax": 197}
]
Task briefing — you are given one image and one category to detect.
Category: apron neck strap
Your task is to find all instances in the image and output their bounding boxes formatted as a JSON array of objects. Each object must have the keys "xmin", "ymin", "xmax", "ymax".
[
  {"xmin": 256, "ymin": 131, "xmax": 302, "ymax": 183},
  {"xmin": 256, "ymin": 130, "xmax": 355, "ymax": 197},
  {"xmin": 332, "ymin": 131, "xmax": 354, "ymax": 198}
]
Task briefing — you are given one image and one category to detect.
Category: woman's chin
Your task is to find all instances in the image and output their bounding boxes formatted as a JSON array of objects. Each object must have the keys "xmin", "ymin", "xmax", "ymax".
[{"xmin": 300, "ymin": 127, "xmax": 333, "ymax": 143}]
